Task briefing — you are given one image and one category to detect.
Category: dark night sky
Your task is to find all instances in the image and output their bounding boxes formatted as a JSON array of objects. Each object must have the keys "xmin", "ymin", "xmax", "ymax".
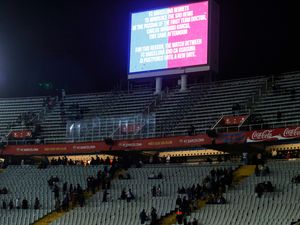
[{"xmin": 0, "ymin": 0, "xmax": 299, "ymax": 97}]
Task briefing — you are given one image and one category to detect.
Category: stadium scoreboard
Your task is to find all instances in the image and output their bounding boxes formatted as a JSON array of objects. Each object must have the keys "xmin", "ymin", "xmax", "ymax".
[{"xmin": 128, "ymin": 0, "xmax": 219, "ymax": 79}]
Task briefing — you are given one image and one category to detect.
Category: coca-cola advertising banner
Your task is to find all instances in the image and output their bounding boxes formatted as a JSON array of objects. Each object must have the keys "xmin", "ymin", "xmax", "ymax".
[
  {"xmin": 246, "ymin": 127, "xmax": 300, "ymax": 143},
  {"xmin": 3, "ymin": 134, "xmax": 212, "ymax": 156}
]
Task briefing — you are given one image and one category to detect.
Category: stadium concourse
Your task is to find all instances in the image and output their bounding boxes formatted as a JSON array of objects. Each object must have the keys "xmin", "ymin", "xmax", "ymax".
[{"xmin": 0, "ymin": 72, "xmax": 300, "ymax": 225}]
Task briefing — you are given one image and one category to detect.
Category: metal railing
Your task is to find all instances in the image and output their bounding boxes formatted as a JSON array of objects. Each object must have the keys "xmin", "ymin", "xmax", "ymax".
[
  {"xmin": 5, "ymin": 117, "xmax": 300, "ymax": 146},
  {"xmin": 213, "ymin": 119, "xmax": 300, "ymax": 133}
]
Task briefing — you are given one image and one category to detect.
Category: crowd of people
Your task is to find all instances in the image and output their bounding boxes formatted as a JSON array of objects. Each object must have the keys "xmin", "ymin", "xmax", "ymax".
[
  {"xmin": 119, "ymin": 188, "xmax": 135, "ymax": 202},
  {"xmin": 88, "ymin": 166, "xmax": 113, "ymax": 193},
  {"xmin": 173, "ymin": 167, "xmax": 234, "ymax": 224},
  {"xmin": 46, "ymin": 163, "xmax": 117, "ymax": 212},
  {"xmin": 2, "ymin": 150, "xmax": 298, "ymax": 224},
  {"xmin": 148, "ymin": 172, "xmax": 163, "ymax": 179},
  {"xmin": 254, "ymin": 181, "xmax": 275, "ymax": 198},
  {"xmin": 291, "ymin": 174, "xmax": 300, "ymax": 184},
  {"xmin": 0, "ymin": 187, "xmax": 8, "ymax": 195},
  {"xmin": 1, "ymin": 197, "xmax": 41, "ymax": 210},
  {"xmin": 271, "ymin": 150, "xmax": 300, "ymax": 159},
  {"xmin": 139, "ymin": 207, "xmax": 158, "ymax": 225},
  {"xmin": 54, "ymin": 183, "xmax": 85, "ymax": 211},
  {"xmin": 49, "ymin": 156, "xmax": 117, "ymax": 167},
  {"xmin": 255, "ymin": 164, "xmax": 270, "ymax": 176},
  {"xmin": 151, "ymin": 185, "xmax": 162, "ymax": 197}
]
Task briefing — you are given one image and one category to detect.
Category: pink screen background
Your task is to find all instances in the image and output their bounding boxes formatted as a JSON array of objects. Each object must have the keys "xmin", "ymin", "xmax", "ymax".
[{"xmin": 167, "ymin": 1, "xmax": 208, "ymax": 68}]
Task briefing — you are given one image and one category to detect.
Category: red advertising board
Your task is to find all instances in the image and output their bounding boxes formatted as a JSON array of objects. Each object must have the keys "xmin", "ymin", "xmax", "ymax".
[
  {"xmin": 4, "ymin": 126, "xmax": 300, "ymax": 156},
  {"xmin": 246, "ymin": 127, "xmax": 300, "ymax": 143},
  {"xmin": 8, "ymin": 130, "xmax": 32, "ymax": 139},
  {"xmin": 221, "ymin": 115, "xmax": 248, "ymax": 126},
  {"xmin": 2, "ymin": 134, "xmax": 212, "ymax": 156}
]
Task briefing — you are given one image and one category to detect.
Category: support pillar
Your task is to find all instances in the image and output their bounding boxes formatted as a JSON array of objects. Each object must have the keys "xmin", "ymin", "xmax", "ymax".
[
  {"xmin": 180, "ymin": 74, "xmax": 187, "ymax": 92},
  {"xmin": 154, "ymin": 77, "xmax": 162, "ymax": 95}
]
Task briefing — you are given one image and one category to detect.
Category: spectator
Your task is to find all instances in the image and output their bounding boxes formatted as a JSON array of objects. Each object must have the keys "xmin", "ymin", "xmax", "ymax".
[
  {"xmin": 63, "ymin": 182, "xmax": 68, "ymax": 195},
  {"xmin": 126, "ymin": 189, "xmax": 135, "ymax": 202},
  {"xmin": 2, "ymin": 200, "xmax": 6, "ymax": 209},
  {"xmin": 152, "ymin": 185, "xmax": 157, "ymax": 197},
  {"xmin": 15, "ymin": 197, "xmax": 20, "ymax": 209},
  {"xmin": 69, "ymin": 184, "xmax": 74, "ymax": 194},
  {"xmin": 156, "ymin": 185, "xmax": 161, "ymax": 196},
  {"xmin": 0, "ymin": 187, "xmax": 8, "ymax": 194},
  {"xmin": 176, "ymin": 195, "xmax": 182, "ymax": 208},
  {"xmin": 21, "ymin": 198, "xmax": 28, "ymax": 209},
  {"xmin": 277, "ymin": 111, "xmax": 282, "ymax": 121},
  {"xmin": 255, "ymin": 183, "xmax": 264, "ymax": 198},
  {"xmin": 292, "ymin": 175, "xmax": 300, "ymax": 184},
  {"xmin": 53, "ymin": 184, "xmax": 60, "ymax": 199},
  {"xmin": 8, "ymin": 199, "xmax": 14, "ymax": 209},
  {"xmin": 166, "ymin": 155, "xmax": 171, "ymax": 164},
  {"xmin": 62, "ymin": 194, "xmax": 69, "ymax": 211},
  {"xmin": 157, "ymin": 172, "xmax": 163, "ymax": 179},
  {"xmin": 148, "ymin": 172, "xmax": 156, "ymax": 179},
  {"xmin": 188, "ymin": 124, "xmax": 195, "ymax": 136},
  {"xmin": 217, "ymin": 194, "xmax": 226, "ymax": 204},
  {"xmin": 150, "ymin": 207, "xmax": 157, "ymax": 225},
  {"xmin": 148, "ymin": 172, "xmax": 163, "ymax": 179},
  {"xmin": 183, "ymin": 216, "xmax": 188, "ymax": 225},
  {"xmin": 55, "ymin": 198, "xmax": 61, "ymax": 212},
  {"xmin": 102, "ymin": 189, "xmax": 108, "ymax": 202},
  {"xmin": 242, "ymin": 152, "xmax": 248, "ymax": 165},
  {"xmin": 34, "ymin": 197, "xmax": 41, "ymax": 210},
  {"xmin": 120, "ymin": 188, "xmax": 126, "ymax": 200},
  {"xmin": 192, "ymin": 218, "xmax": 198, "ymax": 225},
  {"xmin": 255, "ymin": 165, "xmax": 260, "ymax": 176},
  {"xmin": 176, "ymin": 209, "xmax": 183, "ymax": 224},
  {"xmin": 181, "ymin": 196, "xmax": 190, "ymax": 214},
  {"xmin": 265, "ymin": 181, "xmax": 274, "ymax": 192},
  {"xmin": 140, "ymin": 209, "xmax": 148, "ymax": 224},
  {"xmin": 77, "ymin": 184, "xmax": 85, "ymax": 207},
  {"xmin": 271, "ymin": 150, "xmax": 278, "ymax": 158},
  {"xmin": 178, "ymin": 187, "xmax": 186, "ymax": 194},
  {"xmin": 263, "ymin": 166, "xmax": 270, "ymax": 175}
]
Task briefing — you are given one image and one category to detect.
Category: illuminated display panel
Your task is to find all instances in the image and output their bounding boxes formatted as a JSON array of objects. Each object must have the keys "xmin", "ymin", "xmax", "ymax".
[{"xmin": 129, "ymin": 1, "xmax": 209, "ymax": 79}]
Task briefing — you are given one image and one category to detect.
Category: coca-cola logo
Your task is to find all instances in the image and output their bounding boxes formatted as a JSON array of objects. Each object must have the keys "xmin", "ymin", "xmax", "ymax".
[
  {"xmin": 283, "ymin": 127, "xmax": 300, "ymax": 137},
  {"xmin": 251, "ymin": 130, "xmax": 273, "ymax": 140}
]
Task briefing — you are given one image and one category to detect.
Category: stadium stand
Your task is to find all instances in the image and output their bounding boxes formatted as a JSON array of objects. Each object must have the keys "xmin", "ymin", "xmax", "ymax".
[
  {"xmin": 49, "ymin": 162, "xmax": 238, "ymax": 225},
  {"xmin": 155, "ymin": 76, "xmax": 267, "ymax": 136},
  {"xmin": 0, "ymin": 164, "xmax": 104, "ymax": 225},
  {"xmin": 176, "ymin": 160, "xmax": 300, "ymax": 225},
  {"xmin": 3, "ymin": 75, "xmax": 282, "ymax": 146},
  {"xmin": 38, "ymin": 88, "xmax": 158, "ymax": 143},
  {"xmin": 0, "ymin": 96, "xmax": 45, "ymax": 139},
  {"xmin": 1, "ymin": 73, "xmax": 300, "ymax": 225},
  {"xmin": 4, "ymin": 73, "xmax": 300, "ymax": 144},
  {"xmin": 252, "ymin": 72, "xmax": 300, "ymax": 129}
]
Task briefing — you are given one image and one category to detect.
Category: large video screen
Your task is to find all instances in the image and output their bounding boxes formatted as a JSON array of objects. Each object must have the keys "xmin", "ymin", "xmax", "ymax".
[{"xmin": 129, "ymin": 1, "xmax": 209, "ymax": 78}]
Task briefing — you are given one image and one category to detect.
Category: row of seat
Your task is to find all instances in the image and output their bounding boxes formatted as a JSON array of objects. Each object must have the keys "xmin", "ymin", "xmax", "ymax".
[
  {"xmin": 171, "ymin": 160, "xmax": 300, "ymax": 225},
  {"xmin": 0, "ymin": 165, "xmax": 106, "ymax": 225},
  {"xmin": 50, "ymin": 163, "xmax": 238, "ymax": 225}
]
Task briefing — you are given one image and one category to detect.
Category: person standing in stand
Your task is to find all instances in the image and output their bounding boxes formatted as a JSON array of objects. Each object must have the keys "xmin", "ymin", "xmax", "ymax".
[{"xmin": 140, "ymin": 209, "xmax": 148, "ymax": 224}]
